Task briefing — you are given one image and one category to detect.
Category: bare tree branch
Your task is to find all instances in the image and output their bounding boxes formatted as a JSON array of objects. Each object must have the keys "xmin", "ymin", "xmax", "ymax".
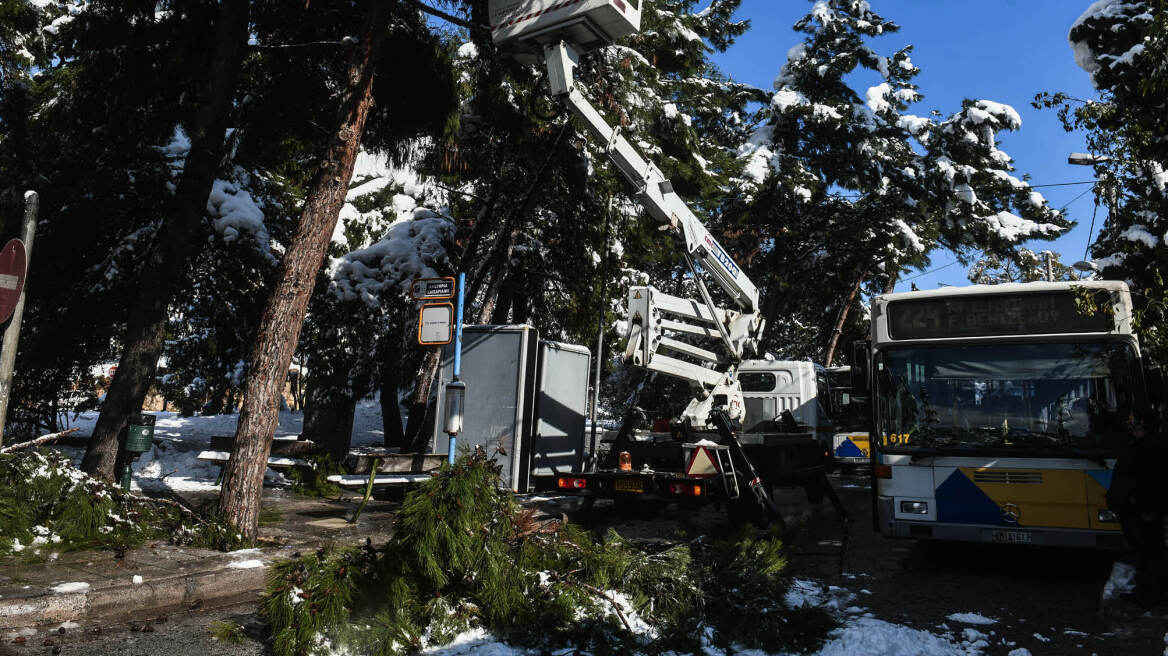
[
  {"xmin": 0, "ymin": 428, "xmax": 79, "ymax": 454},
  {"xmin": 401, "ymin": 0, "xmax": 487, "ymax": 31},
  {"xmin": 249, "ymin": 36, "xmax": 358, "ymax": 51}
]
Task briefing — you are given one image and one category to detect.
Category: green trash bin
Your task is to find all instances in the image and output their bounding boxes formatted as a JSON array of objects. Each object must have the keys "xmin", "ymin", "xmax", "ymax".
[
  {"xmin": 125, "ymin": 413, "xmax": 156, "ymax": 453},
  {"xmin": 120, "ymin": 413, "xmax": 156, "ymax": 490}
]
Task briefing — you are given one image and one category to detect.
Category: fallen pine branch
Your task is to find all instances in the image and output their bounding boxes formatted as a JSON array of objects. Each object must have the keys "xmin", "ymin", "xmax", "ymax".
[
  {"xmin": 0, "ymin": 427, "xmax": 80, "ymax": 453},
  {"xmin": 575, "ymin": 581, "xmax": 633, "ymax": 632}
]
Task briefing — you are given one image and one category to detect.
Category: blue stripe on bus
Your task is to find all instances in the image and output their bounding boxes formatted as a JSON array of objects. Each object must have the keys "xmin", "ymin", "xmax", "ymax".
[
  {"xmin": 1088, "ymin": 470, "xmax": 1112, "ymax": 491},
  {"xmin": 835, "ymin": 439, "xmax": 865, "ymax": 458},
  {"xmin": 935, "ymin": 469, "xmax": 1004, "ymax": 525}
]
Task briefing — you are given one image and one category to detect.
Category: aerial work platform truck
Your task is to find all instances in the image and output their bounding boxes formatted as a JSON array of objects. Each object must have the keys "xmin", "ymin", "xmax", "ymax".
[{"xmin": 484, "ymin": 0, "xmax": 844, "ymax": 521}]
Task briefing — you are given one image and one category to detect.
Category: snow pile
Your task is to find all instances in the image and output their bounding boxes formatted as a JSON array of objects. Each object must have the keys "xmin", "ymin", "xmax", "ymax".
[
  {"xmin": 327, "ymin": 149, "xmax": 454, "ymax": 307},
  {"xmin": 330, "ymin": 212, "xmax": 453, "ymax": 307},
  {"xmin": 785, "ymin": 578, "xmax": 857, "ymax": 611},
  {"xmin": 947, "ymin": 612, "xmax": 997, "ymax": 625},
  {"xmin": 227, "ymin": 559, "xmax": 264, "ymax": 569},
  {"xmin": 49, "ymin": 582, "xmax": 90, "ymax": 594},
  {"xmin": 206, "ymin": 173, "xmax": 278, "ymax": 265},
  {"xmin": 1102, "ymin": 561, "xmax": 1136, "ymax": 600},
  {"xmin": 817, "ymin": 616, "xmax": 972, "ymax": 656}
]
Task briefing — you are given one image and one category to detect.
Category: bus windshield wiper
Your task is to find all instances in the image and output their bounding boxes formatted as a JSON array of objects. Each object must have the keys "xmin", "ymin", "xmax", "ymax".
[{"xmin": 909, "ymin": 448, "xmax": 942, "ymax": 462}]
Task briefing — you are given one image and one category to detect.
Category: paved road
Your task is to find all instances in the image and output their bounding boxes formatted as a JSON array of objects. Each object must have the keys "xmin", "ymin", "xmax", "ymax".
[
  {"xmin": 8, "ymin": 477, "xmax": 1164, "ymax": 655},
  {"xmin": 785, "ymin": 473, "xmax": 1166, "ymax": 656},
  {"xmin": 535, "ymin": 473, "xmax": 1167, "ymax": 655},
  {"xmin": 0, "ymin": 601, "xmax": 267, "ymax": 656}
]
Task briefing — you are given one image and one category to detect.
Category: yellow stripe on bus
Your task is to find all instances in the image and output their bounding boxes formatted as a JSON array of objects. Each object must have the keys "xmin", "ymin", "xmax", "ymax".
[{"xmin": 960, "ymin": 467, "xmax": 1095, "ymax": 530}]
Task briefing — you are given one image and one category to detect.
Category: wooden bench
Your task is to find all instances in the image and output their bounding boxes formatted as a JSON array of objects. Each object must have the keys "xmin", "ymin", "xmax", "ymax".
[
  {"xmin": 196, "ymin": 450, "xmax": 314, "ymax": 470},
  {"xmin": 197, "ymin": 437, "xmax": 320, "ymax": 483},
  {"xmin": 327, "ymin": 450, "xmax": 446, "ymax": 521}
]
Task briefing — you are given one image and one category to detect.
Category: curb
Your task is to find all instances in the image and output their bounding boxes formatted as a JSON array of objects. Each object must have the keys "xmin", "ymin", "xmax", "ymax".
[{"xmin": 0, "ymin": 546, "xmax": 297, "ymax": 633}]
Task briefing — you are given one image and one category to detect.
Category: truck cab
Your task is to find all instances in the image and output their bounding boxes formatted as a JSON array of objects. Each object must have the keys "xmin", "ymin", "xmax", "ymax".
[{"xmin": 738, "ymin": 360, "xmax": 833, "ymax": 450}]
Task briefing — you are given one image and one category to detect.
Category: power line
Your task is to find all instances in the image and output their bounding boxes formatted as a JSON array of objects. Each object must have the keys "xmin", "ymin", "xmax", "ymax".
[
  {"xmin": 1027, "ymin": 181, "xmax": 1096, "ymax": 189},
  {"xmin": 1057, "ymin": 185, "xmax": 1095, "ymax": 213},
  {"xmin": 836, "ymin": 180, "xmax": 1095, "ymax": 200},
  {"xmin": 902, "ymin": 258, "xmax": 962, "ymax": 282},
  {"xmin": 1084, "ymin": 202, "xmax": 1099, "ymax": 260}
]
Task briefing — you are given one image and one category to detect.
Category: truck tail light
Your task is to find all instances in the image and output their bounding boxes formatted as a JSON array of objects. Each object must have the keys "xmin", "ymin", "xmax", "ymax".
[
  {"xmin": 557, "ymin": 477, "xmax": 587, "ymax": 490},
  {"xmin": 874, "ymin": 464, "xmax": 892, "ymax": 479},
  {"xmin": 668, "ymin": 483, "xmax": 703, "ymax": 496}
]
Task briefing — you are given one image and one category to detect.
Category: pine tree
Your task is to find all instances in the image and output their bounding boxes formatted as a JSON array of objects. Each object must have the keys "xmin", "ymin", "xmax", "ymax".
[
  {"xmin": 737, "ymin": 0, "xmax": 1068, "ymax": 363},
  {"xmin": 399, "ymin": 0, "xmax": 761, "ymax": 430},
  {"xmin": 0, "ymin": 1, "xmax": 237, "ymax": 440},
  {"xmin": 81, "ymin": 0, "xmax": 251, "ymax": 481},
  {"xmin": 967, "ymin": 248, "xmax": 1076, "ymax": 285},
  {"xmin": 1040, "ymin": 0, "xmax": 1168, "ymax": 368}
]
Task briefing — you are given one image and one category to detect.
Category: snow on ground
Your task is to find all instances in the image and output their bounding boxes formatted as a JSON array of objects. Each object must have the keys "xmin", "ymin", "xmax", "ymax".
[
  {"xmin": 49, "ymin": 582, "xmax": 90, "ymax": 594},
  {"xmin": 52, "ymin": 398, "xmax": 390, "ymax": 493},
  {"xmin": 1102, "ymin": 561, "xmax": 1136, "ymax": 600},
  {"xmin": 946, "ymin": 612, "xmax": 997, "ymax": 625},
  {"xmin": 226, "ymin": 559, "xmax": 264, "ymax": 569}
]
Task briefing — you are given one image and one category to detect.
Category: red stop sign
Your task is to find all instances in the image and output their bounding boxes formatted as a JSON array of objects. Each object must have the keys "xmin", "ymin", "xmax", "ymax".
[{"xmin": 0, "ymin": 239, "xmax": 27, "ymax": 324}]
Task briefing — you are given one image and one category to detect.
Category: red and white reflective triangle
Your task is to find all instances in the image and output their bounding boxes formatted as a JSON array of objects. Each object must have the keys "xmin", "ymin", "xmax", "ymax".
[{"xmin": 685, "ymin": 446, "xmax": 721, "ymax": 478}]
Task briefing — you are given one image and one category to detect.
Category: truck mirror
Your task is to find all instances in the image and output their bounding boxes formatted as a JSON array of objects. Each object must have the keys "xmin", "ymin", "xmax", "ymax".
[{"xmin": 851, "ymin": 340, "xmax": 871, "ymax": 394}]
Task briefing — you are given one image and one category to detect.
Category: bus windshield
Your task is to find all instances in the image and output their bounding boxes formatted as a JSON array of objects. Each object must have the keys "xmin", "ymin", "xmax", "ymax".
[{"xmin": 875, "ymin": 342, "xmax": 1140, "ymax": 456}]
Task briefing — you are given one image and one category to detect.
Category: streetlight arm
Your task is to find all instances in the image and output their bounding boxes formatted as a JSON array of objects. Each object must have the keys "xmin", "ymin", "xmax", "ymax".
[{"xmin": 1068, "ymin": 152, "xmax": 1111, "ymax": 166}]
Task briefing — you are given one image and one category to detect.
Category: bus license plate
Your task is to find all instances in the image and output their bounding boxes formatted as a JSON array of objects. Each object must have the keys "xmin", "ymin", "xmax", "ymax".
[
  {"xmin": 992, "ymin": 530, "xmax": 1032, "ymax": 544},
  {"xmin": 614, "ymin": 479, "xmax": 643, "ymax": 493}
]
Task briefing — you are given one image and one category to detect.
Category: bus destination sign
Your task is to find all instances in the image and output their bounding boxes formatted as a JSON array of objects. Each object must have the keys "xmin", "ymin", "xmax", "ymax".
[{"xmin": 888, "ymin": 291, "xmax": 1113, "ymax": 340}]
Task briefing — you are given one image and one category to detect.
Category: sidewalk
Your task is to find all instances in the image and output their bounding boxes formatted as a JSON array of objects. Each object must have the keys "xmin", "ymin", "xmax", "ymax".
[{"xmin": 0, "ymin": 488, "xmax": 399, "ymax": 636}]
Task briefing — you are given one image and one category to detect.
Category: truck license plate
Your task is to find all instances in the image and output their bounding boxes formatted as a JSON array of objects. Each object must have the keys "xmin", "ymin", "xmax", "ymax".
[
  {"xmin": 614, "ymin": 479, "xmax": 643, "ymax": 493},
  {"xmin": 991, "ymin": 530, "xmax": 1032, "ymax": 544}
]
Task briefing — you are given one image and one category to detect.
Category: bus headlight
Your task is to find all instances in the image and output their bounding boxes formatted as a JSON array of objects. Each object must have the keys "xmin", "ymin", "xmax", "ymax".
[
  {"xmin": 900, "ymin": 501, "xmax": 929, "ymax": 514},
  {"xmin": 1098, "ymin": 509, "xmax": 1119, "ymax": 523}
]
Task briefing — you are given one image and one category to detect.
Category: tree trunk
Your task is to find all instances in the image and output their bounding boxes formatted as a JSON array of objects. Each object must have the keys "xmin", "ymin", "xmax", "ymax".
[
  {"xmin": 883, "ymin": 271, "xmax": 898, "ymax": 294},
  {"xmin": 379, "ymin": 329, "xmax": 405, "ymax": 448},
  {"xmin": 402, "ymin": 348, "xmax": 441, "ymax": 452},
  {"xmin": 81, "ymin": 0, "xmax": 250, "ymax": 481},
  {"xmin": 217, "ymin": 0, "xmax": 391, "ymax": 539},
  {"xmin": 302, "ymin": 364, "xmax": 365, "ymax": 461},
  {"xmin": 824, "ymin": 270, "xmax": 864, "ymax": 367}
]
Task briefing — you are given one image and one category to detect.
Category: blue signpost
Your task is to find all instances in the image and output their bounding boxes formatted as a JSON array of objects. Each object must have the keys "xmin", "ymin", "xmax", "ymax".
[{"xmin": 443, "ymin": 272, "xmax": 467, "ymax": 464}]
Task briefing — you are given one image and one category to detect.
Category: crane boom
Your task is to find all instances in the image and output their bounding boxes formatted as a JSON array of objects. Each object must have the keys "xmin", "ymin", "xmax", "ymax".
[
  {"xmin": 488, "ymin": 1, "xmax": 764, "ymax": 427},
  {"xmin": 544, "ymin": 43, "xmax": 759, "ymax": 315}
]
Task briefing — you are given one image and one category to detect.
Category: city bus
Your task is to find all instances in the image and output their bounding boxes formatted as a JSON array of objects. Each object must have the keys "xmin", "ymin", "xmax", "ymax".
[
  {"xmin": 826, "ymin": 365, "xmax": 870, "ymax": 465},
  {"xmin": 866, "ymin": 281, "xmax": 1150, "ymax": 549}
]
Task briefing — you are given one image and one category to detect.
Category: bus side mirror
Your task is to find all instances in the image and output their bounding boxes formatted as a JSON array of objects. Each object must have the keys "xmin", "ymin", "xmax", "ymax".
[
  {"xmin": 851, "ymin": 340, "xmax": 871, "ymax": 394},
  {"xmin": 1145, "ymin": 365, "xmax": 1165, "ymax": 410}
]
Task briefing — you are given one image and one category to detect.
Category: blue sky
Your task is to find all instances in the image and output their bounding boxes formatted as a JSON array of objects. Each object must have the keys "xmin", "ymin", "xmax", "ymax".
[{"xmin": 708, "ymin": 0, "xmax": 1104, "ymax": 290}]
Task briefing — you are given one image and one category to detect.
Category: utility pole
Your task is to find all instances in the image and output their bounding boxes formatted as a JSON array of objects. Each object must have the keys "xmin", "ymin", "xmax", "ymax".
[
  {"xmin": 589, "ymin": 195, "xmax": 613, "ymax": 464},
  {"xmin": 0, "ymin": 191, "xmax": 38, "ymax": 442},
  {"xmin": 1044, "ymin": 251, "xmax": 1054, "ymax": 282}
]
